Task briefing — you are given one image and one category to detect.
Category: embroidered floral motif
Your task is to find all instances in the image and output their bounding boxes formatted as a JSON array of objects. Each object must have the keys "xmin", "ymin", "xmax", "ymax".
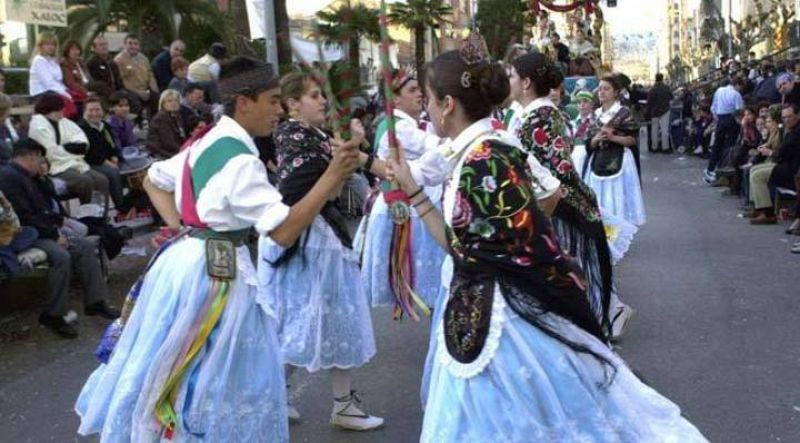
[{"xmin": 518, "ymin": 105, "xmax": 602, "ymax": 223}]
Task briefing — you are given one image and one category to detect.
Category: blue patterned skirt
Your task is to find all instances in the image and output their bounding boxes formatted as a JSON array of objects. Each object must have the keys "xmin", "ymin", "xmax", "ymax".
[
  {"xmin": 421, "ymin": 284, "xmax": 708, "ymax": 442},
  {"xmin": 258, "ymin": 216, "xmax": 376, "ymax": 372},
  {"xmin": 75, "ymin": 237, "xmax": 289, "ymax": 442}
]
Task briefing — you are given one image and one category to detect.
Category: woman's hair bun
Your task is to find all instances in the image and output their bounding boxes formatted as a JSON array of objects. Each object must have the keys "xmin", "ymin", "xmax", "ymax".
[{"xmin": 479, "ymin": 62, "xmax": 510, "ymax": 107}]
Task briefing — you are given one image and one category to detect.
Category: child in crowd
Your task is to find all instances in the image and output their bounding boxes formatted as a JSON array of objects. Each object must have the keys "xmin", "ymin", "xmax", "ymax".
[
  {"xmin": 167, "ymin": 57, "xmax": 189, "ymax": 94},
  {"xmin": 106, "ymin": 92, "xmax": 136, "ymax": 149}
]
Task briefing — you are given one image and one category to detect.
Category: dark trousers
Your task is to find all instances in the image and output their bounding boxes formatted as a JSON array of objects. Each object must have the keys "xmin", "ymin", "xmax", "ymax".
[
  {"xmin": 708, "ymin": 114, "xmax": 739, "ymax": 172},
  {"xmin": 91, "ymin": 164, "xmax": 124, "ymax": 208},
  {"xmin": 54, "ymin": 168, "xmax": 109, "ymax": 204},
  {"xmin": 34, "ymin": 237, "xmax": 107, "ymax": 317}
]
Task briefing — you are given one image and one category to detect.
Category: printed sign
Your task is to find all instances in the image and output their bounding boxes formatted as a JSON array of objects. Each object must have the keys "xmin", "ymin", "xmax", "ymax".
[{"xmin": 1, "ymin": 0, "xmax": 68, "ymax": 27}]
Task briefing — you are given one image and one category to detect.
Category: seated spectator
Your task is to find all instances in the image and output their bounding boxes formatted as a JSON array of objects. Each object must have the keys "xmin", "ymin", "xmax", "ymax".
[
  {"xmin": 145, "ymin": 89, "xmax": 186, "ymax": 159},
  {"xmin": 179, "ymin": 83, "xmax": 212, "ymax": 135},
  {"xmin": 60, "ymin": 40, "xmax": 92, "ymax": 115},
  {"xmin": 0, "ymin": 93, "xmax": 14, "ymax": 165},
  {"xmin": 0, "ymin": 139, "xmax": 119, "ymax": 338},
  {"xmin": 151, "ymin": 40, "xmax": 185, "ymax": 91},
  {"xmin": 167, "ymin": 56, "xmax": 190, "ymax": 94},
  {"xmin": 0, "ymin": 191, "xmax": 38, "ymax": 278},
  {"xmin": 550, "ymin": 33, "xmax": 570, "ymax": 73},
  {"xmin": 78, "ymin": 97, "xmax": 124, "ymax": 208},
  {"xmin": 29, "ymin": 32, "xmax": 77, "ymax": 118},
  {"xmin": 569, "ymin": 29, "xmax": 596, "ymax": 58},
  {"xmin": 777, "ymin": 73, "xmax": 800, "ymax": 107},
  {"xmin": 750, "ymin": 104, "xmax": 800, "ymax": 224},
  {"xmin": 188, "ymin": 42, "xmax": 227, "ymax": 102},
  {"xmin": 28, "ymin": 92, "xmax": 109, "ymax": 204},
  {"xmin": 114, "ymin": 33, "xmax": 159, "ymax": 118},
  {"xmin": 106, "ymin": 92, "xmax": 136, "ymax": 149},
  {"xmin": 86, "ymin": 34, "xmax": 123, "ymax": 101},
  {"xmin": 691, "ymin": 106, "xmax": 714, "ymax": 157}
]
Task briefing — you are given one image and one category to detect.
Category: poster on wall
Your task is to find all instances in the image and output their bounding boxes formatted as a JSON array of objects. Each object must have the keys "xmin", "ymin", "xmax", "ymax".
[{"xmin": 0, "ymin": 0, "xmax": 68, "ymax": 27}]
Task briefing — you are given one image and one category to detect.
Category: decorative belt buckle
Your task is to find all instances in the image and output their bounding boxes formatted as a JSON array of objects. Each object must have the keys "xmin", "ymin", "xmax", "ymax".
[{"xmin": 206, "ymin": 238, "xmax": 236, "ymax": 280}]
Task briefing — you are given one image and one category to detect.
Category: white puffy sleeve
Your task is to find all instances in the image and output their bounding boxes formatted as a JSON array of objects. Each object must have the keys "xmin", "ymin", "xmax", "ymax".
[
  {"xmin": 526, "ymin": 155, "xmax": 561, "ymax": 200},
  {"xmin": 147, "ymin": 149, "xmax": 186, "ymax": 192},
  {"xmin": 219, "ymin": 155, "xmax": 290, "ymax": 235},
  {"xmin": 377, "ymin": 118, "xmax": 440, "ymax": 161}
]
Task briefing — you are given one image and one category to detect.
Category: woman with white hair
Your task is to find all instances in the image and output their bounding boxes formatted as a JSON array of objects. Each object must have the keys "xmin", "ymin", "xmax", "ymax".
[{"xmin": 145, "ymin": 89, "xmax": 187, "ymax": 159}]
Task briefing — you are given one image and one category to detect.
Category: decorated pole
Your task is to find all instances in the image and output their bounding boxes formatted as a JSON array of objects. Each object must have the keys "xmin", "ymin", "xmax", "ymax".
[{"xmin": 378, "ymin": 0, "xmax": 429, "ymax": 321}]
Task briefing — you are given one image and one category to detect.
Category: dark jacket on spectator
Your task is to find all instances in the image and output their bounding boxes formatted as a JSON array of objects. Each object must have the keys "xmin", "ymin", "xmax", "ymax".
[
  {"xmin": 770, "ymin": 123, "xmax": 800, "ymax": 189},
  {"xmin": 151, "ymin": 50, "xmax": 174, "ymax": 91},
  {"xmin": 0, "ymin": 125, "xmax": 12, "ymax": 165},
  {"xmin": 0, "ymin": 163, "xmax": 63, "ymax": 240},
  {"xmin": 86, "ymin": 53, "xmax": 123, "ymax": 95},
  {"xmin": 646, "ymin": 81, "xmax": 674, "ymax": 118},
  {"xmin": 754, "ymin": 75, "xmax": 782, "ymax": 104},
  {"xmin": 79, "ymin": 120, "xmax": 119, "ymax": 166},
  {"xmin": 145, "ymin": 111, "xmax": 186, "ymax": 159}
]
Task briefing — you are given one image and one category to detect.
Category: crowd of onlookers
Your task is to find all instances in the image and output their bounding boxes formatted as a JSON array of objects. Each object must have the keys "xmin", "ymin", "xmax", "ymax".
[
  {"xmin": 524, "ymin": 9, "xmax": 600, "ymax": 76},
  {"xmin": 0, "ymin": 32, "xmax": 227, "ymax": 337},
  {"xmin": 672, "ymin": 52, "xmax": 800, "ymax": 254}
]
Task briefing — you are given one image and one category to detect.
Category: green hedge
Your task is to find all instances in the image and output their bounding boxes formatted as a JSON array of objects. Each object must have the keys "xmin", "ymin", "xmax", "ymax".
[{"xmin": 3, "ymin": 69, "xmax": 29, "ymax": 95}]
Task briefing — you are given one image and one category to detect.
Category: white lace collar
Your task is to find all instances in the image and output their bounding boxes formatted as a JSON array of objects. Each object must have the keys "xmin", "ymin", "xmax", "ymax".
[
  {"xmin": 521, "ymin": 96, "xmax": 556, "ymax": 117},
  {"xmin": 594, "ymin": 101, "xmax": 622, "ymax": 125}
]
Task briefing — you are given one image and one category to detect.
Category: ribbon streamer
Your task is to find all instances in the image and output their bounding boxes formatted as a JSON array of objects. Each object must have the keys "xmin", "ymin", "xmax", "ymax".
[{"xmin": 379, "ymin": 0, "xmax": 429, "ymax": 321}]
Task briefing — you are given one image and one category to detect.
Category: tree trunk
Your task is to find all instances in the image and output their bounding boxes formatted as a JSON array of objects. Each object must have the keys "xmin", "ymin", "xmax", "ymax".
[
  {"xmin": 274, "ymin": 0, "xmax": 293, "ymax": 74},
  {"xmin": 415, "ymin": 25, "xmax": 426, "ymax": 75}
]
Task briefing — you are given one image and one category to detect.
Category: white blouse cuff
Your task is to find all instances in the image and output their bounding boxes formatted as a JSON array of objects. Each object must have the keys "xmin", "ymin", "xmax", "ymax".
[
  {"xmin": 147, "ymin": 163, "xmax": 175, "ymax": 192},
  {"xmin": 255, "ymin": 203, "xmax": 291, "ymax": 236}
]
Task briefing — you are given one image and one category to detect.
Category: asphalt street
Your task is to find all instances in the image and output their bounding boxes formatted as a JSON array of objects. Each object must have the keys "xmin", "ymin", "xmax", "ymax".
[{"xmin": 0, "ymin": 152, "xmax": 798, "ymax": 442}]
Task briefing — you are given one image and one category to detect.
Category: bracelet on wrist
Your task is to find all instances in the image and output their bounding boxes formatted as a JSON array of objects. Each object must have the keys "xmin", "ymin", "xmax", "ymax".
[
  {"xmin": 408, "ymin": 187, "xmax": 424, "ymax": 200},
  {"xmin": 418, "ymin": 205, "xmax": 436, "ymax": 219},
  {"xmin": 412, "ymin": 195, "xmax": 430, "ymax": 208}
]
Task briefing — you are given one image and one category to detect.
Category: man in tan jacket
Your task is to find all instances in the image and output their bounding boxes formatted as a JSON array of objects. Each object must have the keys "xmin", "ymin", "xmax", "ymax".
[{"xmin": 114, "ymin": 34, "xmax": 159, "ymax": 118}]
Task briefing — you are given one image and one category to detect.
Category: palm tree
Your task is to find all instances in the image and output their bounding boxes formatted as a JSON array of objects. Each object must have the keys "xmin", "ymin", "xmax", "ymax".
[
  {"xmin": 316, "ymin": 1, "xmax": 381, "ymax": 92},
  {"xmin": 62, "ymin": 0, "xmax": 233, "ymax": 57},
  {"xmin": 389, "ymin": 0, "xmax": 452, "ymax": 74}
]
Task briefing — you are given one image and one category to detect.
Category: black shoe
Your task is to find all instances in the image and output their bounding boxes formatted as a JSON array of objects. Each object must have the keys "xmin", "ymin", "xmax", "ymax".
[
  {"xmin": 85, "ymin": 301, "xmax": 121, "ymax": 319},
  {"xmin": 117, "ymin": 226, "xmax": 134, "ymax": 240},
  {"xmin": 38, "ymin": 313, "xmax": 78, "ymax": 339}
]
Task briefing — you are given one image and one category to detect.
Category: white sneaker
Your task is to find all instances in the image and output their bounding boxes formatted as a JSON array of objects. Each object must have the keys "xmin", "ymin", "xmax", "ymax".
[
  {"xmin": 610, "ymin": 305, "xmax": 634, "ymax": 341},
  {"xmin": 330, "ymin": 391, "xmax": 384, "ymax": 431},
  {"xmin": 287, "ymin": 404, "xmax": 301, "ymax": 422},
  {"xmin": 703, "ymin": 169, "xmax": 716, "ymax": 184},
  {"xmin": 693, "ymin": 146, "xmax": 703, "ymax": 155}
]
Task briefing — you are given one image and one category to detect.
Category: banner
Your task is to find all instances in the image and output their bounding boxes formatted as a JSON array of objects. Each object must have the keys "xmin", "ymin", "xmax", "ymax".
[{"xmin": 1, "ymin": 0, "xmax": 68, "ymax": 27}]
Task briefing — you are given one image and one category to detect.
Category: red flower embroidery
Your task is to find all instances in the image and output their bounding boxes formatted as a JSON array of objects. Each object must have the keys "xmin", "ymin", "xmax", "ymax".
[
  {"xmin": 451, "ymin": 192, "xmax": 473, "ymax": 228},
  {"xmin": 512, "ymin": 256, "xmax": 532, "ymax": 266},
  {"xmin": 556, "ymin": 161, "xmax": 572, "ymax": 174},
  {"xmin": 512, "ymin": 209, "xmax": 530, "ymax": 229},
  {"xmin": 467, "ymin": 142, "xmax": 492, "ymax": 162},
  {"xmin": 507, "ymin": 167, "xmax": 520, "ymax": 185},
  {"xmin": 533, "ymin": 128, "xmax": 548, "ymax": 146},
  {"xmin": 553, "ymin": 136, "xmax": 566, "ymax": 152}
]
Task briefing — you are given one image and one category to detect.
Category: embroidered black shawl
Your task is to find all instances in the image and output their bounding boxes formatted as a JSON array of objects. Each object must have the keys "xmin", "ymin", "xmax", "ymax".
[{"xmin": 269, "ymin": 120, "xmax": 352, "ymax": 267}]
